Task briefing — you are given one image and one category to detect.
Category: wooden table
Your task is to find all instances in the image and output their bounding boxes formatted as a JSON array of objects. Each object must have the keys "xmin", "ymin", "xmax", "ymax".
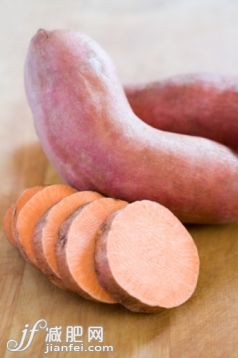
[{"xmin": 1, "ymin": 1, "xmax": 238, "ymax": 357}]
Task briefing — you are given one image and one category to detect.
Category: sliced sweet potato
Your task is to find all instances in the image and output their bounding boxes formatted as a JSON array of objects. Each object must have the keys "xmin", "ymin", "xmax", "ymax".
[
  {"xmin": 12, "ymin": 186, "xmax": 43, "ymax": 242},
  {"xmin": 16, "ymin": 184, "xmax": 76, "ymax": 266},
  {"xmin": 95, "ymin": 200, "xmax": 200, "ymax": 313},
  {"xmin": 15, "ymin": 186, "xmax": 44, "ymax": 216},
  {"xmin": 57, "ymin": 198, "xmax": 127, "ymax": 303},
  {"xmin": 3, "ymin": 186, "xmax": 43, "ymax": 246},
  {"xmin": 32, "ymin": 191, "xmax": 103, "ymax": 284}
]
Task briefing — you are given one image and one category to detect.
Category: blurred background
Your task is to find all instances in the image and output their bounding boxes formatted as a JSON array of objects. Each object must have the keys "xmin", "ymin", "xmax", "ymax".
[{"xmin": 2, "ymin": 0, "xmax": 238, "ymax": 101}]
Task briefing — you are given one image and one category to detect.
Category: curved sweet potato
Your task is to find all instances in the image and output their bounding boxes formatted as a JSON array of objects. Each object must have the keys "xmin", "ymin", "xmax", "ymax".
[
  {"xmin": 125, "ymin": 74, "xmax": 238, "ymax": 150},
  {"xmin": 56, "ymin": 197, "xmax": 127, "ymax": 303},
  {"xmin": 32, "ymin": 191, "xmax": 102, "ymax": 284},
  {"xmin": 25, "ymin": 29, "xmax": 238, "ymax": 224},
  {"xmin": 95, "ymin": 200, "xmax": 199, "ymax": 313}
]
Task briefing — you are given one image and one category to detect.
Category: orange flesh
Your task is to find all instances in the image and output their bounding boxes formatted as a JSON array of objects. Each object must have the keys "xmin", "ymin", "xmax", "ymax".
[
  {"xmin": 15, "ymin": 186, "xmax": 44, "ymax": 216},
  {"xmin": 106, "ymin": 201, "xmax": 199, "ymax": 309},
  {"xmin": 39, "ymin": 191, "xmax": 103, "ymax": 277},
  {"xmin": 16, "ymin": 184, "xmax": 76, "ymax": 265},
  {"xmin": 3, "ymin": 187, "xmax": 43, "ymax": 246},
  {"xmin": 12, "ymin": 186, "xmax": 43, "ymax": 243},
  {"xmin": 61, "ymin": 198, "xmax": 127, "ymax": 303}
]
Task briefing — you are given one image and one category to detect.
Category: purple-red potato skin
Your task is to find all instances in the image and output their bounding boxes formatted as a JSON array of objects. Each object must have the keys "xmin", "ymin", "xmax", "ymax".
[
  {"xmin": 32, "ymin": 191, "xmax": 102, "ymax": 282},
  {"xmin": 25, "ymin": 29, "xmax": 238, "ymax": 224},
  {"xmin": 126, "ymin": 74, "xmax": 238, "ymax": 150},
  {"xmin": 56, "ymin": 198, "xmax": 127, "ymax": 303}
]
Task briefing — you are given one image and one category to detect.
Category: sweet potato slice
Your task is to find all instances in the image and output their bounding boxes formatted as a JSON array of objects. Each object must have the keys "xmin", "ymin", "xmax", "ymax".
[
  {"xmin": 12, "ymin": 186, "xmax": 43, "ymax": 242},
  {"xmin": 16, "ymin": 184, "xmax": 76, "ymax": 265},
  {"xmin": 15, "ymin": 186, "xmax": 44, "ymax": 216},
  {"xmin": 3, "ymin": 186, "xmax": 43, "ymax": 246},
  {"xmin": 95, "ymin": 200, "xmax": 200, "ymax": 313},
  {"xmin": 57, "ymin": 198, "xmax": 127, "ymax": 303},
  {"xmin": 32, "ymin": 191, "xmax": 103, "ymax": 283}
]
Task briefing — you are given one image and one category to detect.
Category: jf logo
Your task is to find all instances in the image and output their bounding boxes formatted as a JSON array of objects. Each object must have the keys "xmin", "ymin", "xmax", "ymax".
[{"xmin": 7, "ymin": 319, "xmax": 48, "ymax": 352}]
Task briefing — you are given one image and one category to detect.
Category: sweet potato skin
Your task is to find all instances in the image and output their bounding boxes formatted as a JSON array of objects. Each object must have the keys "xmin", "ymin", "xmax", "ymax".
[
  {"xmin": 32, "ymin": 213, "xmax": 65, "ymax": 288},
  {"xmin": 56, "ymin": 198, "xmax": 127, "ymax": 303},
  {"xmin": 32, "ymin": 191, "xmax": 102, "ymax": 288},
  {"xmin": 25, "ymin": 29, "xmax": 238, "ymax": 224},
  {"xmin": 125, "ymin": 74, "xmax": 238, "ymax": 150},
  {"xmin": 56, "ymin": 206, "xmax": 91, "ymax": 296}
]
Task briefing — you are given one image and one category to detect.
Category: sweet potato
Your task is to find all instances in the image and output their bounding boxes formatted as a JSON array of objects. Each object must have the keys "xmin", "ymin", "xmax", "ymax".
[
  {"xmin": 3, "ymin": 186, "xmax": 43, "ymax": 246},
  {"xmin": 32, "ymin": 191, "xmax": 102, "ymax": 284},
  {"xmin": 25, "ymin": 29, "xmax": 238, "ymax": 224},
  {"xmin": 3, "ymin": 185, "xmax": 200, "ymax": 312},
  {"xmin": 56, "ymin": 197, "xmax": 127, "ymax": 303},
  {"xmin": 16, "ymin": 184, "xmax": 75, "ymax": 265},
  {"xmin": 95, "ymin": 200, "xmax": 200, "ymax": 313},
  {"xmin": 125, "ymin": 74, "xmax": 238, "ymax": 150}
]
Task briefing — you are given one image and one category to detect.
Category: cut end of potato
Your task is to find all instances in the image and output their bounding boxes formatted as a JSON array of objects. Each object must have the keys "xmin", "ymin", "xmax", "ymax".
[
  {"xmin": 57, "ymin": 198, "xmax": 127, "ymax": 304},
  {"xmin": 95, "ymin": 200, "xmax": 200, "ymax": 312},
  {"xmin": 16, "ymin": 184, "xmax": 76, "ymax": 265},
  {"xmin": 3, "ymin": 182, "xmax": 199, "ymax": 314}
]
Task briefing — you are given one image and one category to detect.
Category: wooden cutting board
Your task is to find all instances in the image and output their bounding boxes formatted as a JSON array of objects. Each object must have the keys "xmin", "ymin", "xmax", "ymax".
[{"xmin": 1, "ymin": 1, "xmax": 238, "ymax": 357}]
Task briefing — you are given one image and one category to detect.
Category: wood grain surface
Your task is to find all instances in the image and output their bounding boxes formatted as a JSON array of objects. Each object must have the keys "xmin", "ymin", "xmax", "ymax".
[{"xmin": 1, "ymin": 1, "xmax": 238, "ymax": 357}]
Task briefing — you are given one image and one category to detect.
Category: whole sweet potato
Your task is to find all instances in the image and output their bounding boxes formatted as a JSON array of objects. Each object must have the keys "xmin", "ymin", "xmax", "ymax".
[
  {"xmin": 126, "ymin": 74, "xmax": 238, "ymax": 150},
  {"xmin": 25, "ymin": 29, "xmax": 238, "ymax": 223}
]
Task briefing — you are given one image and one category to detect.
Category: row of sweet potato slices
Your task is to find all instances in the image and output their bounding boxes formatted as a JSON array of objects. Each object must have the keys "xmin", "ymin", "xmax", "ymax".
[{"xmin": 3, "ymin": 184, "xmax": 199, "ymax": 313}]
